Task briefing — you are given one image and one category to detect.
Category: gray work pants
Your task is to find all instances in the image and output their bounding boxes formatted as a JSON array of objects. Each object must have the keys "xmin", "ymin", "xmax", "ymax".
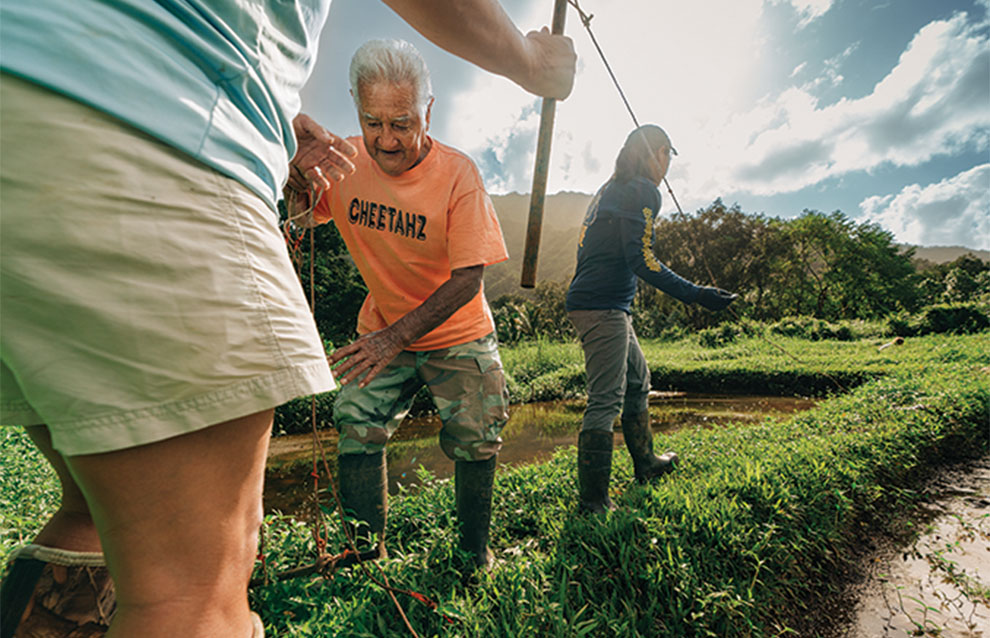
[{"xmin": 568, "ymin": 309, "xmax": 650, "ymax": 433}]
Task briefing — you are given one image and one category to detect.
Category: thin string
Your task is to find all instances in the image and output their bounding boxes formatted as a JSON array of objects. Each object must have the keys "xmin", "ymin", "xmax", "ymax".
[
  {"xmin": 566, "ymin": 0, "xmax": 847, "ymax": 393},
  {"xmin": 273, "ymin": 185, "xmax": 455, "ymax": 635},
  {"xmin": 564, "ymin": 0, "xmax": 687, "ymax": 217}
]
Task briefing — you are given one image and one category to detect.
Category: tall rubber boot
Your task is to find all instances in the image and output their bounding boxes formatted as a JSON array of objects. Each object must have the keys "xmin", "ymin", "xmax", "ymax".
[
  {"xmin": 621, "ymin": 411, "xmax": 678, "ymax": 483},
  {"xmin": 455, "ymin": 456, "xmax": 497, "ymax": 570},
  {"xmin": 577, "ymin": 430, "xmax": 617, "ymax": 514},
  {"xmin": 337, "ymin": 451, "xmax": 388, "ymax": 564}
]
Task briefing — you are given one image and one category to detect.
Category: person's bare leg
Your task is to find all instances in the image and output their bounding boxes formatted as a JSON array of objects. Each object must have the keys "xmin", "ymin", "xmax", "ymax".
[
  {"xmin": 24, "ymin": 425, "xmax": 102, "ymax": 553},
  {"xmin": 65, "ymin": 409, "xmax": 274, "ymax": 638}
]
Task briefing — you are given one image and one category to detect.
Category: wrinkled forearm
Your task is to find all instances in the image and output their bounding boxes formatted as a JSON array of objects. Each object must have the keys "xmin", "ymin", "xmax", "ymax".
[
  {"xmin": 380, "ymin": 0, "xmax": 574, "ymax": 99},
  {"xmin": 384, "ymin": 264, "xmax": 485, "ymax": 348}
]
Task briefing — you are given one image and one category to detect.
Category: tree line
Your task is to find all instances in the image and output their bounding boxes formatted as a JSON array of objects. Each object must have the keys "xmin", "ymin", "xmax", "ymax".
[{"xmin": 287, "ymin": 198, "xmax": 990, "ymax": 347}]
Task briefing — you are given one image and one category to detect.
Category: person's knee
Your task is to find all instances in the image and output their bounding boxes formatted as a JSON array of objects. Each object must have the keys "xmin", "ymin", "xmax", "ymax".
[
  {"xmin": 334, "ymin": 389, "xmax": 398, "ymax": 455},
  {"xmin": 336, "ymin": 421, "xmax": 389, "ymax": 455},
  {"xmin": 239, "ymin": 501, "xmax": 264, "ymax": 561},
  {"xmin": 623, "ymin": 393, "xmax": 649, "ymax": 416},
  {"xmin": 439, "ymin": 425, "xmax": 502, "ymax": 462},
  {"xmin": 437, "ymin": 388, "xmax": 507, "ymax": 463},
  {"xmin": 583, "ymin": 398, "xmax": 622, "ymax": 431}
]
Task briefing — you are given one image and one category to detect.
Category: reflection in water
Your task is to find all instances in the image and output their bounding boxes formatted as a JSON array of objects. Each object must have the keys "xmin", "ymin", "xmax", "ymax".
[{"xmin": 264, "ymin": 393, "xmax": 817, "ymax": 515}]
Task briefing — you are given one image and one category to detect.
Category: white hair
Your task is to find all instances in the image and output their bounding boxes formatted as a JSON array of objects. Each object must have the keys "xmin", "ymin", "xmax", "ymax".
[{"xmin": 349, "ymin": 39, "xmax": 433, "ymax": 114}]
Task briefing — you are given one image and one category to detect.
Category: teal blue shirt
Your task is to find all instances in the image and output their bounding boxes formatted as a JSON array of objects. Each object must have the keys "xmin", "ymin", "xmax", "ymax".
[{"xmin": 1, "ymin": 0, "xmax": 331, "ymax": 211}]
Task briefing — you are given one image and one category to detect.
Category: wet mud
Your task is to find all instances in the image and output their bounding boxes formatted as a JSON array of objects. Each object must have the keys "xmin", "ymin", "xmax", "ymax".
[{"xmin": 836, "ymin": 456, "xmax": 989, "ymax": 637}]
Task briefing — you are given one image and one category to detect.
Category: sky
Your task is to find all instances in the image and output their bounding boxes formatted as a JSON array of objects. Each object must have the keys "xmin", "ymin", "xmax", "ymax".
[{"xmin": 301, "ymin": 0, "xmax": 990, "ymax": 250}]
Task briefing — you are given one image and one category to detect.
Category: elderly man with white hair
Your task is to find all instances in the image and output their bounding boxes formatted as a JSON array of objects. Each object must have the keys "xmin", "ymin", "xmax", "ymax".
[{"xmin": 299, "ymin": 39, "xmax": 511, "ymax": 570}]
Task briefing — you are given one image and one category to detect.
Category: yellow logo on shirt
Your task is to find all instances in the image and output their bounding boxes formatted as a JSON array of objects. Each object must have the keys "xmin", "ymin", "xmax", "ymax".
[{"xmin": 640, "ymin": 207, "xmax": 664, "ymax": 272}]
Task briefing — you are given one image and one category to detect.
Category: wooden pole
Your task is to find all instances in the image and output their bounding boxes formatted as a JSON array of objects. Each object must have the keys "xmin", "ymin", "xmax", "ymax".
[{"xmin": 520, "ymin": 0, "xmax": 568, "ymax": 288}]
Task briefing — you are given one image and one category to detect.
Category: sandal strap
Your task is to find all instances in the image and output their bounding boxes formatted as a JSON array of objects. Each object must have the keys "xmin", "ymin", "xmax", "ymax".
[{"xmin": 9, "ymin": 544, "xmax": 106, "ymax": 567}]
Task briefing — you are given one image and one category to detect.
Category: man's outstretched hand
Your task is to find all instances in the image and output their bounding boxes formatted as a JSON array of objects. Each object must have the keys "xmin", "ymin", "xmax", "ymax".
[
  {"xmin": 286, "ymin": 113, "xmax": 357, "ymax": 195},
  {"xmin": 696, "ymin": 287, "xmax": 738, "ymax": 311}
]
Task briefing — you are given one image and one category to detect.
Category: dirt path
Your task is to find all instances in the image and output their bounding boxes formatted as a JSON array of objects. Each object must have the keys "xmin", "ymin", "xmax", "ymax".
[{"xmin": 839, "ymin": 455, "xmax": 990, "ymax": 637}]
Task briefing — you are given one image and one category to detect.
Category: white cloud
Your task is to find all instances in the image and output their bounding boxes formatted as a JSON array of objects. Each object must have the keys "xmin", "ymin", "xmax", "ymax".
[
  {"xmin": 860, "ymin": 164, "xmax": 990, "ymax": 250},
  {"xmin": 769, "ymin": 0, "xmax": 835, "ymax": 28},
  {"xmin": 718, "ymin": 12, "xmax": 990, "ymax": 198},
  {"xmin": 786, "ymin": 0, "xmax": 835, "ymax": 28},
  {"xmin": 446, "ymin": 0, "xmax": 768, "ymax": 194},
  {"xmin": 799, "ymin": 42, "xmax": 857, "ymax": 91}
]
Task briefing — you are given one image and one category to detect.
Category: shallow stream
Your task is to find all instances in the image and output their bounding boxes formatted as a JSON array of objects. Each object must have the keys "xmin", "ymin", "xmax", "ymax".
[{"xmin": 263, "ymin": 392, "xmax": 817, "ymax": 514}]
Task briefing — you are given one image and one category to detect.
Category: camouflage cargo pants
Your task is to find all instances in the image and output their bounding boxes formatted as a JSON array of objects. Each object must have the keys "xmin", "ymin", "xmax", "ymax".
[{"xmin": 334, "ymin": 333, "xmax": 509, "ymax": 461}]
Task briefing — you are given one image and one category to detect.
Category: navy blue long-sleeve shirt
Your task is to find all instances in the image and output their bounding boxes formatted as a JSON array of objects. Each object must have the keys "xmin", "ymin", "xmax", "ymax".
[{"xmin": 565, "ymin": 177, "xmax": 700, "ymax": 312}]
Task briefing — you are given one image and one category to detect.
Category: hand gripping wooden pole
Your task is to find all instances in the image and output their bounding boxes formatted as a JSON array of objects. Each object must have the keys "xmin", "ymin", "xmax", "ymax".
[{"xmin": 520, "ymin": 0, "xmax": 568, "ymax": 289}]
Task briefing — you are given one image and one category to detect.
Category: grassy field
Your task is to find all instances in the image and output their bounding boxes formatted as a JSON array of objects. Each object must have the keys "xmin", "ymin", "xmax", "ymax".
[{"xmin": 2, "ymin": 331, "xmax": 988, "ymax": 636}]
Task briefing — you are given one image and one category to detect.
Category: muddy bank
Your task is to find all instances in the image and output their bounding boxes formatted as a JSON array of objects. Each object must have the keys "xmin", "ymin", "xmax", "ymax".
[
  {"xmin": 835, "ymin": 455, "xmax": 990, "ymax": 637},
  {"xmin": 259, "ymin": 391, "xmax": 988, "ymax": 636}
]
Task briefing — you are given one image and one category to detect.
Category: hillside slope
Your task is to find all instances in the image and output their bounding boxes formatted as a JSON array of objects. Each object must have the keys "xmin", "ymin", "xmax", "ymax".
[{"xmin": 485, "ymin": 191, "xmax": 590, "ymax": 300}]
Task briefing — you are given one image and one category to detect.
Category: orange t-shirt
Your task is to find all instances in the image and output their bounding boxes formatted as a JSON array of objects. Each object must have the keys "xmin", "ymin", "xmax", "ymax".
[{"xmin": 312, "ymin": 137, "xmax": 508, "ymax": 351}]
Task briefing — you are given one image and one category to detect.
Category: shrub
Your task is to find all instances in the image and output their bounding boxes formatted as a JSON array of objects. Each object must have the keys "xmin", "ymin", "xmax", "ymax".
[
  {"xmin": 656, "ymin": 323, "xmax": 688, "ymax": 342},
  {"xmin": 915, "ymin": 303, "xmax": 989, "ymax": 335},
  {"xmin": 884, "ymin": 303, "xmax": 990, "ymax": 337},
  {"xmin": 771, "ymin": 316, "xmax": 811, "ymax": 338},
  {"xmin": 698, "ymin": 323, "xmax": 739, "ymax": 348},
  {"xmin": 832, "ymin": 323, "xmax": 854, "ymax": 341},
  {"xmin": 769, "ymin": 316, "xmax": 862, "ymax": 341},
  {"xmin": 734, "ymin": 317, "xmax": 767, "ymax": 337},
  {"xmin": 884, "ymin": 311, "xmax": 916, "ymax": 337}
]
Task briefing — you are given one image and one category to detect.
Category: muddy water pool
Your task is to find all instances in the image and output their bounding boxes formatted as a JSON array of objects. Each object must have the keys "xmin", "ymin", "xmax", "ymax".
[{"xmin": 264, "ymin": 392, "xmax": 818, "ymax": 514}]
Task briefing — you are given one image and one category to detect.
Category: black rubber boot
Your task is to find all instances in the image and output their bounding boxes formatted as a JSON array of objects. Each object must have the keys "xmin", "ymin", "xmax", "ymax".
[
  {"xmin": 455, "ymin": 456, "xmax": 497, "ymax": 570},
  {"xmin": 621, "ymin": 410, "xmax": 677, "ymax": 483},
  {"xmin": 578, "ymin": 429, "xmax": 617, "ymax": 514},
  {"xmin": 337, "ymin": 451, "xmax": 388, "ymax": 564}
]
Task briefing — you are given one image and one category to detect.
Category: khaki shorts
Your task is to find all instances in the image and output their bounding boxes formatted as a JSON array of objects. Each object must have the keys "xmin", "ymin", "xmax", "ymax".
[
  {"xmin": 0, "ymin": 74, "xmax": 334, "ymax": 455},
  {"xmin": 334, "ymin": 334, "xmax": 509, "ymax": 461}
]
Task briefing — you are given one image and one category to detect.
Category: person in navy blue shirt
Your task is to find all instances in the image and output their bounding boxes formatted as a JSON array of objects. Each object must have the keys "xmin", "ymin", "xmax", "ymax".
[{"xmin": 566, "ymin": 124, "xmax": 736, "ymax": 514}]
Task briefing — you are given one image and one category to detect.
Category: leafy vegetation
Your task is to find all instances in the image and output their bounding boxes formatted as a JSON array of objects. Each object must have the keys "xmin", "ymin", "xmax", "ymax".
[
  {"xmin": 885, "ymin": 302, "xmax": 990, "ymax": 337},
  {"xmin": 0, "ymin": 428, "xmax": 59, "ymax": 560},
  {"xmin": 255, "ymin": 333, "xmax": 989, "ymax": 637},
  {"xmin": 286, "ymin": 196, "xmax": 990, "ymax": 349},
  {"xmin": 268, "ymin": 194, "xmax": 990, "ymax": 438},
  {"xmin": 274, "ymin": 301, "xmax": 987, "ymax": 435},
  {"xmin": 4, "ymin": 331, "xmax": 987, "ymax": 636}
]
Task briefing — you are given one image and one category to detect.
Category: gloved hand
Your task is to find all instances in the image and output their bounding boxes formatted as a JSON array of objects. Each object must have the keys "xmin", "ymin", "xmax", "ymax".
[{"xmin": 695, "ymin": 286, "xmax": 738, "ymax": 311}]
